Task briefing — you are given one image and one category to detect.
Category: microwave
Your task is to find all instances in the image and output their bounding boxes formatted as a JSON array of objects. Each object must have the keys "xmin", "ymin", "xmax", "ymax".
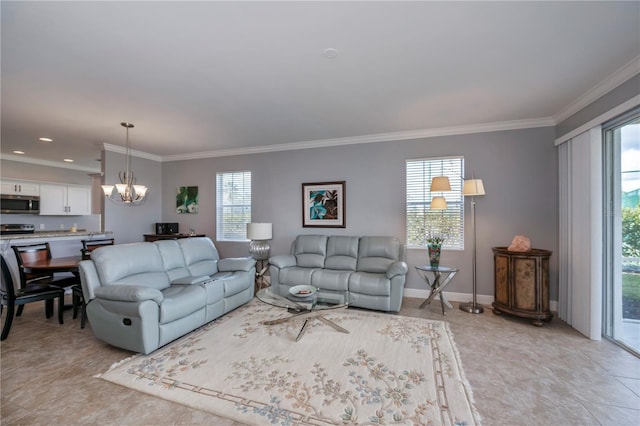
[{"xmin": 0, "ymin": 194, "xmax": 40, "ymax": 214}]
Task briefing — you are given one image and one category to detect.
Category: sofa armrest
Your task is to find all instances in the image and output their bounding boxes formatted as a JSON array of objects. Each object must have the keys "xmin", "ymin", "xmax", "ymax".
[
  {"xmin": 217, "ymin": 257, "xmax": 256, "ymax": 272},
  {"xmin": 171, "ymin": 275, "xmax": 211, "ymax": 285},
  {"xmin": 93, "ymin": 285, "xmax": 164, "ymax": 304},
  {"xmin": 269, "ymin": 254, "xmax": 297, "ymax": 269},
  {"xmin": 386, "ymin": 261, "xmax": 409, "ymax": 279},
  {"xmin": 79, "ymin": 260, "xmax": 101, "ymax": 302}
]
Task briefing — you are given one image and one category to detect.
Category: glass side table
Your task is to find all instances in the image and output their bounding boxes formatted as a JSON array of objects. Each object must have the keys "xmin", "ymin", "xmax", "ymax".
[{"xmin": 414, "ymin": 265, "xmax": 458, "ymax": 315}]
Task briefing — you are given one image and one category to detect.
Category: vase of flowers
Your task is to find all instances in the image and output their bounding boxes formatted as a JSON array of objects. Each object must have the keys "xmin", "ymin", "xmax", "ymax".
[{"xmin": 426, "ymin": 233, "xmax": 446, "ymax": 268}]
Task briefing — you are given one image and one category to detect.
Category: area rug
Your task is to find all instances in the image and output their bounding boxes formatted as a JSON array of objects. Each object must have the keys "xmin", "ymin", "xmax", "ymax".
[{"xmin": 97, "ymin": 300, "xmax": 481, "ymax": 425}]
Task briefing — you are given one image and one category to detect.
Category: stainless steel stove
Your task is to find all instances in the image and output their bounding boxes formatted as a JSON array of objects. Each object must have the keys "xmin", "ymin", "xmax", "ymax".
[{"xmin": 0, "ymin": 224, "xmax": 36, "ymax": 235}]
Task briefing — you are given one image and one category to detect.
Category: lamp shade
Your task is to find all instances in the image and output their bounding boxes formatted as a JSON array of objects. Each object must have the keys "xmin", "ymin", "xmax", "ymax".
[
  {"xmin": 430, "ymin": 176, "xmax": 451, "ymax": 192},
  {"xmin": 430, "ymin": 196, "xmax": 448, "ymax": 209},
  {"xmin": 246, "ymin": 223, "xmax": 272, "ymax": 240},
  {"xmin": 463, "ymin": 179, "xmax": 485, "ymax": 196}
]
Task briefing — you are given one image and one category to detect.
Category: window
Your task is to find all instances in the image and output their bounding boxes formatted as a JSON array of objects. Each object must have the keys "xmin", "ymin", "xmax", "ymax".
[
  {"xmin": 406, "ymin": 156, "xmax": 464, "ymax": 249},
  {"xmin": 216, "ymin": 171, "xmax": 251, "ymax": 241}
]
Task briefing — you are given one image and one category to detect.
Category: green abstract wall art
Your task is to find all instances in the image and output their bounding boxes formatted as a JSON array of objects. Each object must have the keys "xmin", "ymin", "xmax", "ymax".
[{"xmin": 177, "ymin": 186, "xmax": 199, "ymax": 214}]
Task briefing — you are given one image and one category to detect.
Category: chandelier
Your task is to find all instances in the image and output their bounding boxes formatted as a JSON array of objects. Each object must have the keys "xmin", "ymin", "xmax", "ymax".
[{"xmin": 101, "ymin": 122, "xmax": 148, "ymax": 205}]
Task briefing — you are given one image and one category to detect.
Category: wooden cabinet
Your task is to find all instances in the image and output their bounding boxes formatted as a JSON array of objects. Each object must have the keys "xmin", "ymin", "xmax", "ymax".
[
  {"xmin": 143, "ymin": 234, "xmax": 205, "ymax": 242},
  {"xmin": 39, "ymin": 184, "xmax": 91, "ymax": 215},
  {"xmin": 492, "ymin": 247, "xmax": 553, "ymax": 326},
  {"xmin": 1, "ymin": 180, "xmax": 39, "ymax": 196}
]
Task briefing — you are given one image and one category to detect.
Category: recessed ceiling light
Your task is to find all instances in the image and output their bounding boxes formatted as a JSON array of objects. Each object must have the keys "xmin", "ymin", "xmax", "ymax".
[
  {"xmin": 63, "ymin": 158, "xmax": 74, "ymax": 163},
  {"xmin": 323, "ymin": 48, "xmax": 338, "ymax": 59},
  {"xmin": 13, "ymin": 150, "xmax": 25, "ymax": 154},
  {"xmin": 39, "ymin": 137, "xmax": 53, "ymax": 142}
]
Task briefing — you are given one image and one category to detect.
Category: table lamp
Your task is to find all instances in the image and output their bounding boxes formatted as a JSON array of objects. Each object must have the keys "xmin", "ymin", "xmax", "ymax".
[{"xmin": 246, "ymin": 223, "xmax": 272, "ymax": 260}]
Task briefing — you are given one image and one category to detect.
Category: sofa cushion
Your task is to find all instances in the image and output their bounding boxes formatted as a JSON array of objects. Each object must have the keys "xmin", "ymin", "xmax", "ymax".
[
  {"xmin": 294, "ymin": 235, "xmax": 327, "ymax": 268},
  {"xmin": 356, "ymin": 236, "xmax": 401, "ymax": 273},
  {"xmin": 155, "ymin": 240, "xmax": 190, "ymax": 282},
  {"xmin": 212, "ymin": 271, "xmax": 249, "ymax": 297},
  {"xmin": 159, "ymin": 284, "xmax": 207, "ymax": 324},
  {"xmin": 278, "ymin": 266, "xmax": 317, "ymax": 286},
  {"xmin": 311, "ymin": 269, "xmax": 350, "ymax": 291},
  {"xmin": 91, "ymin": 243, "xmax": 171, "ymax": 290},
  {"xmin": 349, "ymin": 272, "xmax": 391, "ymax": 296},
  {"xmin": 324, "ymin": 236, "xmax": 359, "ymax": 270},
  {"xmin": 201, "ymin": 280, "xmax": 224, "ymax": 305},
  {"xmin": 179, "ymin": 237, "xmax": 220, "ymax": 276}
]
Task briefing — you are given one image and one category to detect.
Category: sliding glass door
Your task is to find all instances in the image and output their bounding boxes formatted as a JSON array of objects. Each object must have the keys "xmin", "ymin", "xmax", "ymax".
[{"xmin": 603, "ymin": 110, "xmax": 640, "ymax": 355}]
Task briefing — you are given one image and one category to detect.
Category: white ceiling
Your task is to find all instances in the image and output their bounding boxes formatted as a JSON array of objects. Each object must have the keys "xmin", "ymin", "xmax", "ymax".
[{"xmin": 2, "ymin": 1, "xmax": 639, "ymax": 172}]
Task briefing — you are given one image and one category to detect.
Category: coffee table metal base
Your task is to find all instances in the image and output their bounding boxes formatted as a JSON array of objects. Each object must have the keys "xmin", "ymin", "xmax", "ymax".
[{"xmin": 263, "ymin": 304, "xmax": 350, "ymax": 341}]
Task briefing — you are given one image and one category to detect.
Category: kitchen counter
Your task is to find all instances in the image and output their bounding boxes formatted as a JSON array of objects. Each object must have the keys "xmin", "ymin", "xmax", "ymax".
[{"xmin": 0, "ymin": 230, "xmax": 113, "ymax": 241}]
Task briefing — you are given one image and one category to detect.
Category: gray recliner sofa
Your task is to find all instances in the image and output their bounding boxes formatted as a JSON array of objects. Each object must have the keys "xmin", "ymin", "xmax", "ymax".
[
  {"xmin": 78, "ymin": 237, "xmax": 255, "ymax": 354},
  {"xmin": 269, "ymin": 235, "xmax": 408, "ymax": 312}
]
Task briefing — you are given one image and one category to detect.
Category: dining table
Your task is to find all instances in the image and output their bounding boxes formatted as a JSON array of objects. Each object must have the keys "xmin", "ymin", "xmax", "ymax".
[
  {"xmin": 21, "ymin": 255, "xmax": 82, "ymax": 274},
  {"xmin": 21, "ymin": 255, "xmax": 83, "ymax": 310}
]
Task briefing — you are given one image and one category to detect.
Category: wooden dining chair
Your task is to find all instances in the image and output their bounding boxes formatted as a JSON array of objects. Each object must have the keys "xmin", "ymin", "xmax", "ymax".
[
  {"xmin": 1, "ymin": 255, "xmax": 64, "ymax": 340},
  {"xmin": 80, "ymin": 238, "xmax": 115, "ymax": 260},
  {"xmin": 12, "ymin": 243, "xmax": 79, "ymax": 318}
]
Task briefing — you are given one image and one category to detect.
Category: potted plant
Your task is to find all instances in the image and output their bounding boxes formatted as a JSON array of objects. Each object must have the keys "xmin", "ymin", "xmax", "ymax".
[{"xmin": 426, "ymin": 232, "xmax": 447, "ymax": 268}]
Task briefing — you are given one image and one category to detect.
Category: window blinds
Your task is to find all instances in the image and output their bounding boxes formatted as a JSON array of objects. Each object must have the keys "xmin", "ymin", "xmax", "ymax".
[
  {"xmin": 406, "ymin": 156, "xmax": 464, "ymax": 249},
  {"xmin": 216, "ymin": 171, "xmax": 252, "ymax": 241}
]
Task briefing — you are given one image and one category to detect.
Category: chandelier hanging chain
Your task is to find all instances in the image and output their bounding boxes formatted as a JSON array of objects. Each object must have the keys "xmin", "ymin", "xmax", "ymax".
[
  {"xmin": 101, "ymin": 122, "xmax": 148, "ymax": 205},
  {"xmin": 120, "ymin": 122, "xmax": 135, "ymax": 189}
]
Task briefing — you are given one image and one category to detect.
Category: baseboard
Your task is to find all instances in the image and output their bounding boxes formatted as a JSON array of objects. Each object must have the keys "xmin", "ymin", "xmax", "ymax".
[{"xmin": 403, "ymin": 288, "xmax": 558, "ymax": 312}]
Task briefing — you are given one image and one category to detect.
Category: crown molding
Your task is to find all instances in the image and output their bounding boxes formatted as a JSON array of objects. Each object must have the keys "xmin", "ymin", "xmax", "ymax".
[
  {"xmin": 0, "ymin": 153, "xmax": 101, "ymax": 173},
  {"xmin": 103, "ymin": 143, "xmax": 163, "ymax": 162},
  {"xmin": 554, "ymin": 93, "xmax": 640, "ymax": 146},
  {"xmin": 162, "ymin": 117, "xmax": 555, "ymax": 162},
  {"xmin": 553, "ymin": 56, "xmax": 640, "ymax": 124}
]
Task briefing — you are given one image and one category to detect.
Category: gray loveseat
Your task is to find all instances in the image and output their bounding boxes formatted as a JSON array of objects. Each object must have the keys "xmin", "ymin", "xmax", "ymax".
[
  {"xmin": 78, "ymin": 237, "xmax": 255, "ymax": 354},
  {"xmin": 269, "ymin": 235, "xmax": 408, "ymax": 312}
]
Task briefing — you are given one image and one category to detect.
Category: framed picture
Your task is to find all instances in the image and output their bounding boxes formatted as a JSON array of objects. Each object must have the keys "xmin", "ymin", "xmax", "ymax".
[
  {"xmin": 176, "ymin": 186, "xmax": 199, "ymax": 214},
  {"xmin": 302, "ymin": 181, "xmax": 346, "ymax": 228}
]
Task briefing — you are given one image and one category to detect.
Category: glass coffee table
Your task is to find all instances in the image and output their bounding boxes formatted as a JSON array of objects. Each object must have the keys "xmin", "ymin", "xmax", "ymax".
[{"xmin": 256, "ymin": 286, "xmax": 351, "ymax": 341}]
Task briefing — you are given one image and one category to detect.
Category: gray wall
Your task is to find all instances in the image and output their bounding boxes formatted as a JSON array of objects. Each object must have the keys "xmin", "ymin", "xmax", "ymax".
[
  {"xmin": 0, "ymin": 127, "xmax": 559, "ymax": 301},
  {"xmin": 161, "ymin": 126, "xmax": 558, "ymax": 300}
]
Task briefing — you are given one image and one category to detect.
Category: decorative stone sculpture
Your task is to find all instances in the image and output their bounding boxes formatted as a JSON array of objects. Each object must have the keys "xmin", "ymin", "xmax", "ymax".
[{"xmin": 508, "ymin": 235, "xmax": 531, "ymax": 252}]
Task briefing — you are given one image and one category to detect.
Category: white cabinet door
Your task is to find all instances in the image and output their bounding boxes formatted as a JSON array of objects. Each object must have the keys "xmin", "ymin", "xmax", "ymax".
[
  {"xmin": 39, "ymin": 184, "xmax": 68, "ymax": 215},
  {"xmin": 0, "ymin": 181, "xmax": 17, "ymax": 194},
  {"xmin": 67, "ymin": 185, "xmax": 91, "ymax": 215},
  {"xmin": 39, "ymin": 184, "xmax": 91, "ymax": 215},
  {"xmin": 1, "ymin": 180, "xmax": 39, "ymax": 196}
]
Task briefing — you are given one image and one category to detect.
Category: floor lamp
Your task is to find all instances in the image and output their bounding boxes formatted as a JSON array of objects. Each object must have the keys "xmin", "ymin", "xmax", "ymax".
[{"xmin": 459, "ymin": 179, "xmax": 486, "ymax": 314}]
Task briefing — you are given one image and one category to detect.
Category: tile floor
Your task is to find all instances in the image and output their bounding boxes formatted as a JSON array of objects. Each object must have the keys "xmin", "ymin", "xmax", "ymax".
[{"xmin": 1, "ymin": 296, "xmax": 639, "ymax": 425}]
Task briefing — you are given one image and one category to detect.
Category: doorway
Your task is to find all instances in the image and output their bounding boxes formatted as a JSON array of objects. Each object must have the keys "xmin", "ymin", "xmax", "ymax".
[{"xmin": 603, "ymin": 110, "xmax": 640, "ymax": 355}]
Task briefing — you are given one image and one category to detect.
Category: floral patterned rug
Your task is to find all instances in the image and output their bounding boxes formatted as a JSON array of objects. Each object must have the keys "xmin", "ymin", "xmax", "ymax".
[{"xmin": 98, "ymin": 300, "xmax": 481, "ymax": 425}]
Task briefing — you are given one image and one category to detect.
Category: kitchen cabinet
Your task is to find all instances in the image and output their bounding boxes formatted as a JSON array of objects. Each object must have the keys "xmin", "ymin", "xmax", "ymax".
[
  {"xmin": 39, "ymin": 184, "xmax": 91, "ymax": 215},
  {"xmin": 1, "ymin": 180, "xmax": 39, "ymax": 196},
  {"xmin": 143, "ymin": 234, "xmax": 205, "ymax": 242}
]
